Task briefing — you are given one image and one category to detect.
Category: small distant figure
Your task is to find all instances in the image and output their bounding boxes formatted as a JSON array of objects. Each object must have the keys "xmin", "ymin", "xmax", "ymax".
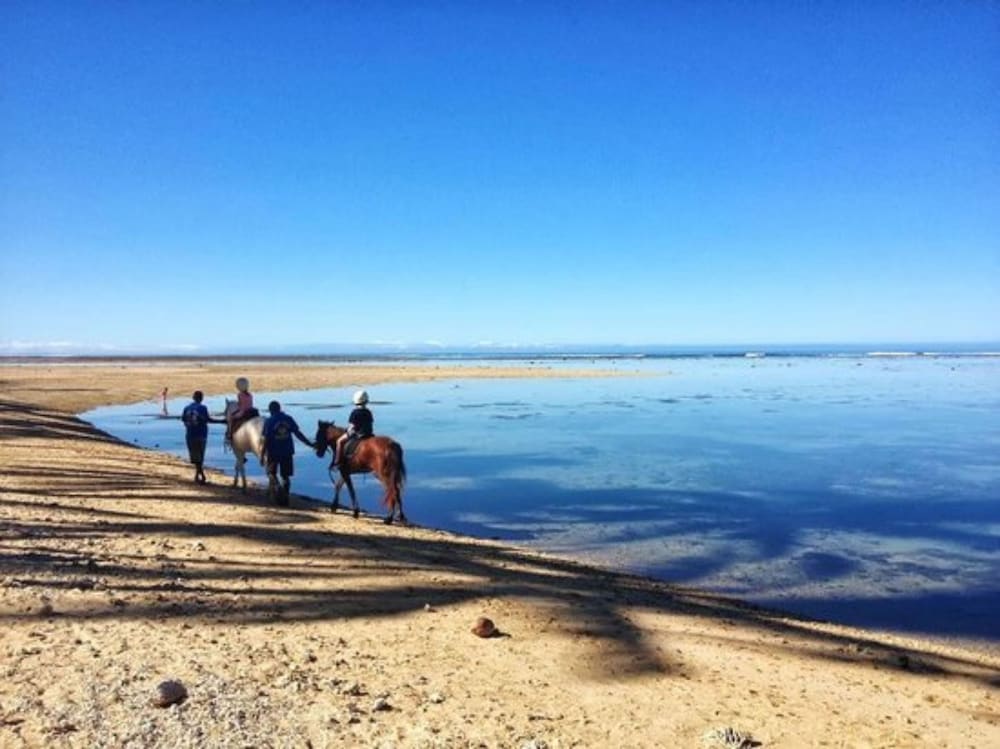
[
  {"xmin": 226, "ymin": 376, "xmax": 258, "ymax": 442},
  {"xmin": 333, "ymin": 389, "xmax": 374, "ymax": 468},
  {"xmin": 262, "ymin": 400, "xmax": 314, "ymax": 505},
  {"xmin": 160, "ymin": 387, "xmax": 169, "ymax": 416},
  {"xmin": 181, "ymin": 390, "xmax": 214, "ymax": 484}
]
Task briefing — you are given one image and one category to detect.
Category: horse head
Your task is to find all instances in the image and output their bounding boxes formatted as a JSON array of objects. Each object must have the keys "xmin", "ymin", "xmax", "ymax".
[
  {"xmin": 314, "ymin": 420, "xmax": 346, "ymax": 458},
  {"xmin": 314, "ymin": 420, "xmax": 331, "ymax": 457}
]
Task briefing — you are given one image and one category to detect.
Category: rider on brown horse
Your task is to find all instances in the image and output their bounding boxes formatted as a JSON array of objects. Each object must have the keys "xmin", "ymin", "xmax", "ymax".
[
  {"xmin": 333, "ymin": 389, "xmax": 374, "ymax": 467},
  {"xmin": 314, "ymin": 389, "xmax": 406, "ymax": 524}
]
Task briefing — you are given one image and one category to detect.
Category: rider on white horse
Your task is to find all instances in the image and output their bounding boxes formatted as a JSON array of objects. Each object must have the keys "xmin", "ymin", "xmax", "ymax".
[{"xmin": 226, "ymin": 376, "xmax": 258, "ymax": 444}]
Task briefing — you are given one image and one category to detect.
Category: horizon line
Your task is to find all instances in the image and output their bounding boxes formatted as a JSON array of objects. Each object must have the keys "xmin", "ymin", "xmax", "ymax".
[{"xmin": 3, "ymin": 339, "xmax": 1000, "ymax": 359}]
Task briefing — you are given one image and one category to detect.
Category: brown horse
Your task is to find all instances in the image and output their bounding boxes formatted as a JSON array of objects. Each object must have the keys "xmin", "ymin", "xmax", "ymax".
[{"xmin": 313, "ymin": 420, "xmax": 407, "ymax": 524}]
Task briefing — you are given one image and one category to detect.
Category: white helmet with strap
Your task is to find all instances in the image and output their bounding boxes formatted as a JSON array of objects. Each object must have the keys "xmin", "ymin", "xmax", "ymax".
[{"xmin": 352, "ymin": 389, "xmax": 369, "ymax": 405}]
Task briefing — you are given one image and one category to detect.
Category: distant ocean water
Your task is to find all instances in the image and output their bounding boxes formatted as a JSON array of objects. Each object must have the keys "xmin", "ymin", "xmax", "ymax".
[
  {"xmin": 9, "ymin": 340, "xmax": 998, "ymax": 360},
  {"xmin": 83, "ymin": 350, "xmax": 1000, "ymax": 641}
]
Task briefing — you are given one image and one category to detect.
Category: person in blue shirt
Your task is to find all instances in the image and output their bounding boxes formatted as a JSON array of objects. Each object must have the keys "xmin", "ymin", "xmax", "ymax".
[
  {"xmin": 262, "ymin": 400, "xmax": 314, "ymax": 504},
  {"xmin": 181, "ymin": 390, "xmax": 218, "ymax": 484}
]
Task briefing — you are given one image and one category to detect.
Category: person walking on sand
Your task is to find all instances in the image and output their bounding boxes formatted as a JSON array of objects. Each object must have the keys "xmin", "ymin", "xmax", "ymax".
[
  {"xmin": 333, "ymin": 389, "xmax": 374, "ymax": 468},
  {"xmin": 160, "ymin": 386, "xmax": 169, "ymax": 416},
  {"xmin": 226, "ymin": 376, "xmax": 258, "ymax": 442},
  {"xmin": 181, "ymin": 390, "xmax": 218, "ymax": 484},
  {"xmin": 262, "ymin": 400, "xmax": 314, "ymax": 505}
]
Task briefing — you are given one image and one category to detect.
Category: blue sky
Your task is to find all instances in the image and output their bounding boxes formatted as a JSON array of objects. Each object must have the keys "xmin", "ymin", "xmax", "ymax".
[{"xmin": 1, "ymin": 1, "xmax": 997, "ymax": 352}]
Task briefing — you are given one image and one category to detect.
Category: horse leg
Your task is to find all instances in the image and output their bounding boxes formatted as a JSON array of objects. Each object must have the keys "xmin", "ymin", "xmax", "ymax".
[
  {"xmin": 342, "ymin": 473, "xmax": 360, "ymax": 519},
  {"xmin": 234, "ymin": 454, "xmax": 248, "ymax": 492},
  {"xmin": 381, "ymin": 476, "xmax": 395, "ymax": 525},
  {"xmin": 331, "ymin": 476, "xmax": 344, "ymax": 513},
  {"xmin": 380, "ymin": 468, "xmax": 406, "ymax": 525},
  {"xmin": 395, "ymin": 482, "xmax": 407, "ymax": 526},
  {"xmin": 383, "ymin": 488, "xmax": 406, "ymax": 525}
]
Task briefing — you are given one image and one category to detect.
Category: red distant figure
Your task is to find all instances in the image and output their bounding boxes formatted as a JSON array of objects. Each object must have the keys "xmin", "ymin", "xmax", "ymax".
[{"xmin": 160, "ymin": 387, "xmax": 169, "ymax": 416}]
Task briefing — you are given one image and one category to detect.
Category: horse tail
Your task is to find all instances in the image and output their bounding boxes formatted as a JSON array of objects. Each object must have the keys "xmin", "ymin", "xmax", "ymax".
[
  {"xmin": 394, "ymin": 441, "xmax": 407, "ymax": 484},
  {"xmin": 384, "ymin": 440, "xmax": 406, "ymax": 510}
]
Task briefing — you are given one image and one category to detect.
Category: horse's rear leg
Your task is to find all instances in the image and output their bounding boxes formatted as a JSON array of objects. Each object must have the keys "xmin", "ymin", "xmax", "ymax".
[
  {"xmin": 395, "ymin": 476, "xmax": 407, "ymax": 525},
  {"xmin": 382, "ymin": 479, "xmax": 406, "ymax": 525},
  {"xmin": 382, "ymin": 489, "xmax": 395, "ymax": 524}
]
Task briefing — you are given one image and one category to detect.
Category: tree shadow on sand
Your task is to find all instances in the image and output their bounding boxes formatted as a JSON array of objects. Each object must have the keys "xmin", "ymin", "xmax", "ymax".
[
  {"xmin": 0, "ymin": 399, "xmax": 119, "ymax": 443},
  {"xmin": 2, "ymin": 400, "xmax": 999, "ymax": 691}
]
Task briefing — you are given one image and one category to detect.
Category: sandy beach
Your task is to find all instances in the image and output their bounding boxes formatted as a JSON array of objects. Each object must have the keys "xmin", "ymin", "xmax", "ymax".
[{"xmin": 1, "ymin": 361, "xmax": 998, "ymax": 748}]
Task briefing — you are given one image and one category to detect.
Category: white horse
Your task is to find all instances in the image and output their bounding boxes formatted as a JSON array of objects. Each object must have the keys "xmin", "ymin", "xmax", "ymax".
[{"xmin": 223, "ymin": 399, "xmax": 270, "ymax": 495}]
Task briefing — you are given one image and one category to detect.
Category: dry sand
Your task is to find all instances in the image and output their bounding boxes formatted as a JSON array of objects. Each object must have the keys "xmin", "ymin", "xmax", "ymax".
[{"xmin": 1, "ymin": 361, "xmax": 998, "ymax": 748}]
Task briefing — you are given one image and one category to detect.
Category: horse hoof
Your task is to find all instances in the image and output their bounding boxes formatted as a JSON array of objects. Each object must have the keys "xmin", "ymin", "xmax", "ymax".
[
  {"xmin": 353, "ymin": 508, "xmax": 360, "ymax": 519},
  {"xmin": 383, "ymin": 515, "xmax": 393, "ymax": 525},
  {"xmin": 329, "ymin": 503, "xmax": 338, "ymax": 514}
]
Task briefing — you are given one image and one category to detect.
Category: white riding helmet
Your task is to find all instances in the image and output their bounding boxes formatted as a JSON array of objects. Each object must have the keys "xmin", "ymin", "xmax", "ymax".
[
  {"xmin": 352, "ymin": 389, "xmax": 369, "ymax": 406},
  {"xmin": 235, "ymin": 377, "xmax": 250, "ymax": 392}
]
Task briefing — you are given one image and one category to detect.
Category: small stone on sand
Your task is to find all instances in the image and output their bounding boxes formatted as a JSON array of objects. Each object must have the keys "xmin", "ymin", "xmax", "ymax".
[
  {"xmin": 471, "ymin": 617, "xmax": 497, "ymax": 638},
  {"xmin": 152, "ymin": 679, "xmax": 188, "ymax": 708}
]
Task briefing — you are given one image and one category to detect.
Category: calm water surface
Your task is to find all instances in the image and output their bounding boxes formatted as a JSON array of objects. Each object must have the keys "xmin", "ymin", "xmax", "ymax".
[{"xmin": 84, "ymin": 356, "xmax": 1000, "ymax": 640}]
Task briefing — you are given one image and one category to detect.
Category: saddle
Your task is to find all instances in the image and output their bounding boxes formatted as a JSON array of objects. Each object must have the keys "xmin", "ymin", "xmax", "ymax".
[
  {"xmin": 227, "ymin": 408, "xmax": 260, "ymax": 438},
  {"xmin": 341, "ymin": 434, "xmax": 372, "ymax": 464}
]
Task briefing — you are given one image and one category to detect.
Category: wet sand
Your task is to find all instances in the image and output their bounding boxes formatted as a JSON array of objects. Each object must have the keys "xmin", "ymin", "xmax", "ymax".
[{"xmin": 1, "ymin": 361, "xmax": 998, "ymax": 747}]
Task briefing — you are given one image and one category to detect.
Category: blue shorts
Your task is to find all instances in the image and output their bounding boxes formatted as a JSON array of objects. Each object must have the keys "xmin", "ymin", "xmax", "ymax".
[
  {"xmin": 186, "ymin": 435, "xmax": 207, "ymax": 465},
  {"xmin": 267, "ymin": 455, "xmax": 294, "ymax": 480}
]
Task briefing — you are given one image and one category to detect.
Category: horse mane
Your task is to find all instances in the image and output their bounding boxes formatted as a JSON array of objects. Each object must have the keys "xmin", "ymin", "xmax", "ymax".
[{"xmin": 316, "ymin": 420, "xmax": 346, "ymax": 442}]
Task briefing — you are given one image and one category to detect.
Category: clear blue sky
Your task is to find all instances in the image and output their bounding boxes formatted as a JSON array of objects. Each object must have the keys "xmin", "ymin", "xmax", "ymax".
[{"xmin": 1, "ymin": 1, "xmax": 997, "ymax": 352}]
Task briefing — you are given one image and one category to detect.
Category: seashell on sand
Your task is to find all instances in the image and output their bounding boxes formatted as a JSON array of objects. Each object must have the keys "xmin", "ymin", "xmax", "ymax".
[
  {"xmin": 471, "ymin": 617, "xmax": 498, "ymax": 638},
  {"xmin": 152, "ymin": 679, "xmax": 188, "ymax": 708}
]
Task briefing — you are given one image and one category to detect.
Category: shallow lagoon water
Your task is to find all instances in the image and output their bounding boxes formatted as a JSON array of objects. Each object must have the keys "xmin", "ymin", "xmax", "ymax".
[{"xmin": 84, "ymin": 355, "xmax": 1000, "ymax": 640}]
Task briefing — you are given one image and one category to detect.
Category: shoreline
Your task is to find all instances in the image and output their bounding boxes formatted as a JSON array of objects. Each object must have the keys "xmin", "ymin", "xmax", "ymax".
[
  {"xmin": 2, "ymin": 362, "xmax": 998, "ymax": 746},
  {"xmin": 6, "ymin": 359, "xmax": 1000, "ymax": 657},
  {"xmin": 0, "ymin": 360, "xmax": 632, "ymax": 415},
  {"xmin": 85, "ymin": 399, "xmax": 1000, "ymax": 656}
]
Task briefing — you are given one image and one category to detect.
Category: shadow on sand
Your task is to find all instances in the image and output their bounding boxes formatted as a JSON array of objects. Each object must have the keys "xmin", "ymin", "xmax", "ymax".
[{"xmin": 2, "ymin": 398, "xmax": 998, "ymax": 690}]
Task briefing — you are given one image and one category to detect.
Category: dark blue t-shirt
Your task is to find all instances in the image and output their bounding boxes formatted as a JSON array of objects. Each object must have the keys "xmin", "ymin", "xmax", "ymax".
[
  {"xmin": 263, "ymin": 412, "xmax": 303, "ymax": 459},
  {"xmin": 181, "ymin": 402, "xmax": 210, "ymax": 439},
  {"xmin": 349, "ymin": 406, "xmax": 373, "ymax": 437}
]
